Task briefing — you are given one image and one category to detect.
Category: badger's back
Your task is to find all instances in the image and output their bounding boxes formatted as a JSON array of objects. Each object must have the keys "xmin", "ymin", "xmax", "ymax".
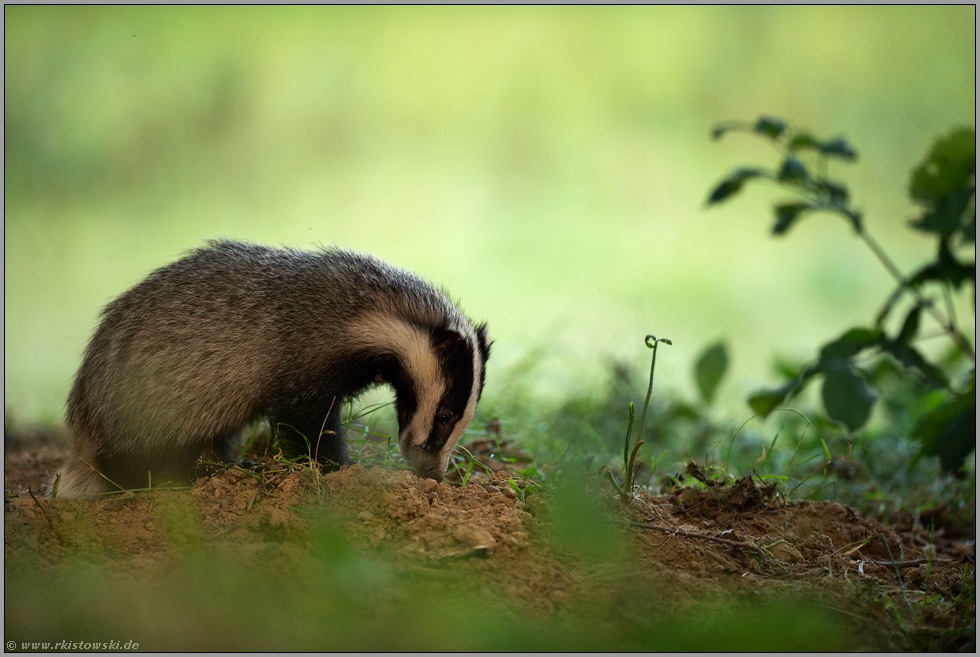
[{"xmin": 60, "ymin": 240, "xmax": 488, "ymax": 497}]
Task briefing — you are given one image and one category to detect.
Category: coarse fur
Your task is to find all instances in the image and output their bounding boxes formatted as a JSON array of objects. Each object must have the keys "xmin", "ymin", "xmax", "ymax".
[{"xmin": 57, "ymin": 240, "xmax": 491, "ymax": 498}]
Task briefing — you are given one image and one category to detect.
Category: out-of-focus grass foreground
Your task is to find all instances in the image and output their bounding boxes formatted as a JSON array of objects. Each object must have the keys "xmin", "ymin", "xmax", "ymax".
[{"xmin": 4, "ymin": 6, "xmax": 975, "ymax": 652}]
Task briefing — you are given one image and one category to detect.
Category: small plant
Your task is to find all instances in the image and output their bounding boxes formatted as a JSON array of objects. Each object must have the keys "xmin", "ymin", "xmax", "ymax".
[
  {"xmin": 448, "ymin": 444, "xmax": 493, "ymax": 486},
  {"xmin": 707, "ymin": 117, "xmax": 975, "ymax": 472},
  {"xmin": 606, "ymin": 334, "xmax": 671, "ymax": 503},
  {"xmin": 506, "ymin": 477, "xmax": 540, "ymax": 503}
]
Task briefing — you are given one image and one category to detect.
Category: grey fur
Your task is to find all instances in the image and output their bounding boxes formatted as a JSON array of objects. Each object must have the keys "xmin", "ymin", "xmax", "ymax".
[{"xmin": 57, "ymin": 240, "xmax": 490, "ymax": 497}]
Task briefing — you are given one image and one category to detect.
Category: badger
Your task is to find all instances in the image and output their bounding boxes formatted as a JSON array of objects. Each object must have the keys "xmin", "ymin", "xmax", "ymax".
[{"xmin": 56, "ymin": 240, "xmax": 491, "ymax": 498}]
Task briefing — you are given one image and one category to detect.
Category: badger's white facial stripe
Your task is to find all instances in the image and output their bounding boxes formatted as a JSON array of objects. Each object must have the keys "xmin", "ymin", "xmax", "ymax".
[
  {"xmin": 431, "ymin": 332, "xmax": 483, "ymax": 472},
  {"xmin": 347, "ymin": 313, "xmax": 444, "ymax": 448}
]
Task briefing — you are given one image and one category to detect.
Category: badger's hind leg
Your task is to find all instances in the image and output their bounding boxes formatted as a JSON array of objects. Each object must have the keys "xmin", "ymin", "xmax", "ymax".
[
  {"xmin": 273, "ymin": 411, "xmax": 351, "ymax": 471},
  {"xmin": 57, "ymin": 432, "xmax": 235, "ymax": 498},
  {"xmin": 56, "ymin": 442, "xmax": 115, "ymax": 499}
]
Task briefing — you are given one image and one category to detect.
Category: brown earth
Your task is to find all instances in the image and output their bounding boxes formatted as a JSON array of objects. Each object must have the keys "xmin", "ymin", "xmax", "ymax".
[{"xmin": 4, "ymin": 437, "xmax": 975, "ymax": 651}]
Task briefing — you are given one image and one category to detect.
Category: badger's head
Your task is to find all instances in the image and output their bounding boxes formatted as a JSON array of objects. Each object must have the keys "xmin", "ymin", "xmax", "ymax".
[{"xmin": 390, "ymin": 320, "xmax": 491, "ymax": 481}]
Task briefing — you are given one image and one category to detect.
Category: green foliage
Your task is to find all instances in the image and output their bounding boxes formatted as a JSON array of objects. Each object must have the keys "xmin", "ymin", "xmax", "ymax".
[
  {"xmin": 911, "ymin": 370, "xmax": 976, "ymax": 473},
  {"xmin": 5, "ymin": 546, "xmax": 847, "ymax": 651},
  {"xmin": 549, "ymin": 466, "xmax": 622, "ymax": 562},
  {"xmin": 908, "ymin": 127, "xmax": 976, "ymax": 240},
  {"xmin": 708, "ymin": 117, "xmax": 975, "ymax": 471}
]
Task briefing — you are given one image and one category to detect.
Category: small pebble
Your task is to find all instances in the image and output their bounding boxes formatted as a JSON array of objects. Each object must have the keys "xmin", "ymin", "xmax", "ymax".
[
  {"xmin": 453, "ymin": 524, "xmax": 496, "ymax": 549},
  {"xmin": 485, "ymin": 485, "xmax": 501, "ymax": 494},
  {"xmin": 427, "ymin": 492, "xmax": 439, "ymax": 502},
  {"xmin": 356, "ymin": 510, "xmax": 373, "ymax": 521},
  {"xmin": 769, "ymin": 542, "xmax": 804, "ymax": 564}
]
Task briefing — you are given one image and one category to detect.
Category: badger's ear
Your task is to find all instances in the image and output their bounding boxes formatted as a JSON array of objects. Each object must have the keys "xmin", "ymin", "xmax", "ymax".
[
  {"xmin": 475, "ymin": 323, "xmax": 492, "ymax": 363},
  {"xmin": 431, "ymin": 328, "xmax": 463, "ymax": 353}
]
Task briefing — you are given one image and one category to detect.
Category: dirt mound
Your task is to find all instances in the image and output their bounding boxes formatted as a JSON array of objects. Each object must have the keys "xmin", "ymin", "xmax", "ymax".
[{"xmin": 4, "ymin": 445, "xmax": 975, "ymax": 651}]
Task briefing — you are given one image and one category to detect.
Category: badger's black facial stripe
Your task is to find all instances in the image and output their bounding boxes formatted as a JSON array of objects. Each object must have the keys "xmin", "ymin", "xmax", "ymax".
[
  {"xmin": 474, "ymin": 323, "xmax": 491, "ymax": 397},
  {"xmin": 423, "ymin": 329, "xmax": 475, "ymax": 453}
]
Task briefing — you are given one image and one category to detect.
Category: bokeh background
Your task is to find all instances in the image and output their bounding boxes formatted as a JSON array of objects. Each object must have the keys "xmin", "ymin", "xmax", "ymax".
[{"xmin": 4, "ymin": 5, "xmax": 976, "ymax": 425}]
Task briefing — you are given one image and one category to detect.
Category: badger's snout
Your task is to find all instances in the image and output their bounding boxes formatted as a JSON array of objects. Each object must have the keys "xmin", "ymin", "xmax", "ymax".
[
  {"xmin": 416, "ymin": 463, "xmax": 445, "ymax": 482},
  {"xmin": 400, "ymin": 442, "xmax": 448, "ymax": 482}
]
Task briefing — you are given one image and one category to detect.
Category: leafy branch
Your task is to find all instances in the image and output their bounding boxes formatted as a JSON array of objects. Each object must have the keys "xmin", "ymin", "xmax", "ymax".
[{"xmin": 707, "ymin": 117, "xmax": 975, "ymax": 472}]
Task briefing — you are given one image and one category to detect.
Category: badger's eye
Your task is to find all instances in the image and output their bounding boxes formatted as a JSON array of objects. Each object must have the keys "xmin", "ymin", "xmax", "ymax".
[{"xmin": 436, "ymin": 410, "xmax": 454, "ymax": 426}]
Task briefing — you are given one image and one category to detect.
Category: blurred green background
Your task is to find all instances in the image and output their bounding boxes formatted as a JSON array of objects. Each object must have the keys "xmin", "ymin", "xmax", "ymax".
[{"xmin": 4, "ymin": 5, "xmax": 976, "ymax": 424}]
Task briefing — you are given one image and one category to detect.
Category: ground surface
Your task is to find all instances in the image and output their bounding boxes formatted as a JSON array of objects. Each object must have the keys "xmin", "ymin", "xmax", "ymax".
[{"xmin": 4, "ymin": 435, "xmax": 975, "ymax": 651}]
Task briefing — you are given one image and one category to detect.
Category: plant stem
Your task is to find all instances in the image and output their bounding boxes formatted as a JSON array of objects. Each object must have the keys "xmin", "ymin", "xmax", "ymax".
[
  {"xmin": 619, "ymin": 336, "xmax": 670, "ymax": 504},
  {"xmin": 858, "ymin": 229, "xmax": 907, "ymax": 285},
  {"xmin": 635, "ymin": 336, "xmax": 666, "ymax": 449},
  {"xmin": 861, "ymin": 229, "xmax": 974, "ymax": 362}
]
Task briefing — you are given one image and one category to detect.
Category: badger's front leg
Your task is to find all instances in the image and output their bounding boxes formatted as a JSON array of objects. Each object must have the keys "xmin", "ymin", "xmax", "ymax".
[{"xmin": 274, "ymin": 411, "xmax": 351, "ymax": 470}]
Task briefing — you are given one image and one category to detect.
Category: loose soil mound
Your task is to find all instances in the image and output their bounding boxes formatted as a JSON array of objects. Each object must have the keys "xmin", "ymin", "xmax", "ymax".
[{"xmin": 4, "ymin": 442, "xmax": 975, "ymax": 651}]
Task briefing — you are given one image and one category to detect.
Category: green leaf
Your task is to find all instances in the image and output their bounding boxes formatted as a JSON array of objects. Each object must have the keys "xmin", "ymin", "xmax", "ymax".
[
  {"xmin": 896, "ymin": 304, "xmax": 922, "ymax": 345},
  {"xmin": 785, "ymin": 132, "xmax": 856, "ymax": 161},
  {"xmin": 909, "ymin": 127, "xmax": 976, "ymax": 206},
  {"xmin": 913, "ymin": 376, "xmax": 976, "ymax": 472},
  {"xmin": 962, "ymin": 208, "xmax": 975, "ymax": 243},
  {"xmin": 819, "ymin": 137, "xmax": 857, "ymax": 161},
  {"xmin": 810, "ymin": 181, "xmax": 861, "ymax": 231},
  {"xmin": 747, "ymin": 381, "xmax": 797, "ymax": 418},
  {"xmin": 772, "ymin": 356, "xmax": 806, "ymax": 381},
  {"xmin": 821, "ymin": 358, "xmax": 876, "ymax": 432},
  {"xmin": 787, "ymin": 131, "xmax": 821, "ymax": 152},
  {"xmin": 518, "ymin": 466, "xmax": 545, "ymax": 481},
  {"xmin": 710, "ymin": 120, "xmax": 751, "ymax": 141},
  {"xmin": 694, "ymin": 341, "xmax": 729, "ymax": 404},
  {"xmin": 878, "ymin": 338, "xmax": 949, "ymax": 388},
  {"xmin": 906, "ymin": 241, "xmax": 975, "ymax": 290},
  {"xmin": 777, "ymin": 156, "xmax": 808, "ymax": 184},
  {"xmin": 818, "ymin": 328, "xmax": 882, "ymax": 361},
  {"xmin": 908, "ymin": 185, "xmax": 975, "ymax": 238},
  {"xmin": 706, "ymin": 168, "xmax": 766, "ymax": 205},
  {"xmin": 815, "ymin": 179, "xmax": 850, "ymax": 205},
  {"xmin": 753, "ymin": 116, "xmax": 787, "ymax": 140},
  {"xmin": 623, "ymin": 401, "xmax": 635, "ymax": 474},
  {"xmin": 772, "ymin": 202, "xmax": 811, "ymax": 235}
]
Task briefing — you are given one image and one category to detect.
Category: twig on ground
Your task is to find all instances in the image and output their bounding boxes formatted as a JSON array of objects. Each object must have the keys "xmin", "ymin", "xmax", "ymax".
[
  {"xmin": 865, "ymin": 558, "xmax": 955, "ymax": 569},
  {"xmin": 27, "ymin": 487, "xmax": 59, "ymax": 535},
  {"xmin": 609, "ymin": 519, "xmax": 763, "ymax": 552}
]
